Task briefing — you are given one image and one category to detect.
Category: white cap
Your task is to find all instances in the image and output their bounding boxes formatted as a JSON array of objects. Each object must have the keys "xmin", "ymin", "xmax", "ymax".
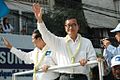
[
  {"xmin": 111, "ymin": 23, "xmax": 120, "ymax": 32},
  {"xmin": 111, "ymin": 55, "xmax": 120, "ymax": 67}
]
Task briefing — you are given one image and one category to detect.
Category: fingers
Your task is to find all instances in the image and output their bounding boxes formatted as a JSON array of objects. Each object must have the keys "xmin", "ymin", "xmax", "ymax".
[
  {"xmin": 32, "ymin": 3, "xmax": 41, "ymax": 12},
  {"xmin": 41, "ymin": 64, "xmax": 50, "ymax": 72},
  {"xmin": 102, "ymin": 39, "xmax": 110, "ymax": 48},
  {"xmin": 2, "ymin": 37, "xmax": 12, "ymax": 49},
  {"xmin": 32, "ymin": 3, "xmax": 43, "ymax": 22},
  {"xmin": 97, "ymin": 57, "xmax": 103, "ymax": 62},
  {"xmin": 32, "ymin": 3, "xmax": 36, "ymax": 12},
  {"xmin": 79, "ymin": 59, "xmax": 87, "ymax": 66},
  {"xmin": 2, "ymin": 37, "xmax": 9, "ymax": 45}
]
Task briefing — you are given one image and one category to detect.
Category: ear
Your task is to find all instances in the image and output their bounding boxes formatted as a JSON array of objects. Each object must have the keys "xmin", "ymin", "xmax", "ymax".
[
  {"xmin": 39, "ymin": 38, "xmax": 41, "ymax": 40},
  {"xmin": 64, "ymin": 26, "xmax": 68, "ymax": 33}
]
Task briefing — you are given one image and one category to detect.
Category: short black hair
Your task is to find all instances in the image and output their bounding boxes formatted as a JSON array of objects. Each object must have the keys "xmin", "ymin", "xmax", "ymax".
[
  {"xmin": 65, "ymin": 16, "xmax": 77, "ymax": 20},
  {"xmin": 33, "ymin": 29, "xmax": 42, "ymax": 39},
  {"xmin": 64, "ymin": 16, "xmax": 78, "ymax": 24}
]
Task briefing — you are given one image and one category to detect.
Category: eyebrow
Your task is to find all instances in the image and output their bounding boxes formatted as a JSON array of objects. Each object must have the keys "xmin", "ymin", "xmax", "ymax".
[{"xmin": 65, "ymin": 23, "xmax": 77, "ymax": 26}]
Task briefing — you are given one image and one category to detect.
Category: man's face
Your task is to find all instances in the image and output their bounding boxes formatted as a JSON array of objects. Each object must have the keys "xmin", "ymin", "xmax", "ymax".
[
  {"xmin": 64, "ymin": 19, "xmax": 79, "ymax": 37},
  {"xmin": 32, "ymin": 33, "xmax": 40, "ymax": 47},
  {"xmin": 115, "ymin": 32, "xmax": 120, "ymax": 43},
  {"xmin": 112, "ymin": 65, "xmax": 120, "ymax": 79}
]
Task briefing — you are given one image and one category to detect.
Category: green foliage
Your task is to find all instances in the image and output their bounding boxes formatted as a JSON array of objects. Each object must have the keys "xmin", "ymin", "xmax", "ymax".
[{"xmin": 42, "ymin": 2, "xmax": 88, "ymax": 37}]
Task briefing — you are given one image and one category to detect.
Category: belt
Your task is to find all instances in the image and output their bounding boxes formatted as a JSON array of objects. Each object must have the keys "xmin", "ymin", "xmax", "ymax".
[{"xmin": 60, "ymin": 73, "xmax": 87, "ymax": 78}]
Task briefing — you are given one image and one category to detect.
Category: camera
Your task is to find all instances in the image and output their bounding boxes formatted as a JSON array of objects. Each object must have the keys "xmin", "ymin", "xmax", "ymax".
[{"xmin": 100, "ymin": 37, "xmax": 119, "ymax": 47}]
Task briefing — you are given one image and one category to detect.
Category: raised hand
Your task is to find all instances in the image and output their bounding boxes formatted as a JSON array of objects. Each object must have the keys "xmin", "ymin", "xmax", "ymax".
[
  {"xmin": 2, "ymin": 37, "xmax": 12, "ymax": 49},
  {"xmin": 102, "ymin": 38, "xmax": 111, "ymax": 48},
  {"xmin": 32, "ymin": 3, "xmax": 43, "ymax": 23}
]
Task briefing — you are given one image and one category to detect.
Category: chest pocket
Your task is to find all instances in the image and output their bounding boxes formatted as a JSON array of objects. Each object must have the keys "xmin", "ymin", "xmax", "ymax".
[
  {"xmin": 77, "ymin": 51, "xmax": 87, "ymax": 60},
  {"xmin": 44, "ymin": 51, "xmax": 55, "ymax": 65}
]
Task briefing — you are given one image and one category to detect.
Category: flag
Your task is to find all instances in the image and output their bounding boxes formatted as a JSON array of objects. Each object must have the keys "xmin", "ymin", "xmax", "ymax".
[{"xmin": 0, "ymin": 0, "xmax": 10, "ymax": 18}]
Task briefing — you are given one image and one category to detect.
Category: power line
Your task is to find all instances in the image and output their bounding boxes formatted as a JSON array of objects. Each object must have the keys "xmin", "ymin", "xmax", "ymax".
[
  {"xmin": 83, "ymin": 7, "xmax": 120, "ymax": 19},
  {"xmin": 82, "ymin": 3, "xmax": 120, "ymax": 14}
]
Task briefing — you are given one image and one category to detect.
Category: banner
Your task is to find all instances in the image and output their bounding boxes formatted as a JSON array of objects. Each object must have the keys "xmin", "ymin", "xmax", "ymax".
[{"xmin": 0, "ymin": 47, "xmax": 33, "ymax": 80}]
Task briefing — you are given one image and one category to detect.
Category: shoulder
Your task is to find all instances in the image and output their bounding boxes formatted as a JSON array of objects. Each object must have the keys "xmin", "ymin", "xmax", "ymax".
[
  {"xmin": 33, "ymin": 47, "xmax": 38, "ymax": 52},
  {"xmin": 81, "ymin": 37, "xmax": 92, "ymax": 43}
]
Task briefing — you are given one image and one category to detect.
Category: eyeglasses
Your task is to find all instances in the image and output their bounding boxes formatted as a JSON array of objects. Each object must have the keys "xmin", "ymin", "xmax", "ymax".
[{"xmin": 65, "ymin": 23, "xmax": 77, "ymax": 29}]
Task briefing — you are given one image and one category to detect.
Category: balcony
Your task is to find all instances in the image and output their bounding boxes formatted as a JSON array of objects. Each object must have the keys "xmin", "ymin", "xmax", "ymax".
[{"xmin": 15, "ymin": 0, "xmax": 49, "ymax": 5}]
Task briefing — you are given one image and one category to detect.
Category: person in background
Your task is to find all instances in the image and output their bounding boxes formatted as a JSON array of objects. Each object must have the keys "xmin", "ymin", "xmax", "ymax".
[
  {"xmin": 21, "ymin": 26, "xmax": 27, "ymax": 35},
  {"xmin": 32, "ymin": 3, "xmax": 97, "ymax": 80},
  {"xmin": 3, "ymin": 29, "xmax": 59, "ymax": 80},
  {"xmin": 2, "ymin": 17, "xmax": 14, "ymax": 33},
  {"xmin": 102, "ymin": 23, "xmax": 120, "ymax": 80},
  {"xmin": 111, "ymin": 55, "xmax": 120, "ymax": 80},
  {"xmin": 0, "ymin": 24, "xmax": 3, "ymax": 33}
]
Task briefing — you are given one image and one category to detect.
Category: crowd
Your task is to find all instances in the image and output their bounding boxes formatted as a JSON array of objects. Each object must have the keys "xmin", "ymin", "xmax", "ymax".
[{"xmin": 2, "ymin": 3, "xmax": 120, "ymax": 80}]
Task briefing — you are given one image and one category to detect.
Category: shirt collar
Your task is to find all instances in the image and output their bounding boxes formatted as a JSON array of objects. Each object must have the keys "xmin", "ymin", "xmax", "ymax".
[
  {"xmin": 41, "ymin": 45, "xmax": 49, "ymax": 52},
  {"xmin": 36, "ymin": 45, "xmax": 49, "ymax": 53},
  {"xmin": 65, "ymin": 34, "xmax": 81, "ymax": 43}
]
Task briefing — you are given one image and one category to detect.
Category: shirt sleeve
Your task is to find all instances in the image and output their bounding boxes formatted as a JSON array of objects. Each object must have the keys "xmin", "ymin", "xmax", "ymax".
[
  {"xmin": 87, "ymin": 40, "xmax": 97, "ymax": 68},
  {"xmin": 87, "ymin": 41, "xmax": 97, "ymax": 60},
  {"xmin": 10, "ymin": 47, "xmax": 34, "ymax": 64},
  {"xmin": 37, "ymin": 22, "xmax": 62, "ymax": 52},
  {"xmin": 103, "ymin": 48, "xmax": 113, "ymax": 67},
  {"xmin": 103, "ymin": 44, "xmax": 120, "ymax": 67},
  {"xmin": 106, "ymin": 45, "xmax": 117, "ymax": 54}
]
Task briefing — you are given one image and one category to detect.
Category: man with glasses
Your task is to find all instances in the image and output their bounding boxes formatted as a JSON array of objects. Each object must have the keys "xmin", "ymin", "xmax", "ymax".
[{"xmin": 32, "ymin": 3, "xmax": 97, "ymax": 80}]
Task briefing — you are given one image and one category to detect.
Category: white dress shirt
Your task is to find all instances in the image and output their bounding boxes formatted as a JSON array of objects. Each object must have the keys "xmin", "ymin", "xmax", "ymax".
[
  {"xmin": 37, "ymin": 22, "xmax": 97, "ymax": 75},
  {"xmin": 10, "ymin": 45, "xmax": 59, "ymax": 80}
]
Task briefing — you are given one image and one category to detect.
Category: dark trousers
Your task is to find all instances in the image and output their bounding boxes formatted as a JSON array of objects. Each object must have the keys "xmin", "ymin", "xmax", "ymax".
[{"xmin": 59, "ymin": 73, "xmax": 88, "ymax": 80}]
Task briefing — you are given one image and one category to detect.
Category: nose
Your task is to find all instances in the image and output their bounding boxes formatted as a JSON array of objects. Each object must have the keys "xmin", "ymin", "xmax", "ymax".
[
  {"xmin": 69, "ymin": 26, "xmax": 73, "ymax": 29},
  {"xmin": 32, "ymin": 39, "xmax": 34, "ymax": 43}
]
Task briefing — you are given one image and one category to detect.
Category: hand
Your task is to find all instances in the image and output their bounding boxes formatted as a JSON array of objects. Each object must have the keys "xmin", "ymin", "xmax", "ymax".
[
  {"xmin": 41, "ymin": 64, "xmax": 50, "ymax": 72},
  {"xmin": 32, "ymin": 3, "xmax": 43, "ymax": 23},
  {"xmin": 79, "ymin": 59, "xmax": 87, "ymax": 66},
  {"xmin": 102, "ymin": 38, "xmax": 111, "ymax": 48},
  {"xmin": 2, "ymin": 37, "xmax": 12, "ymax": 49},
  {"xmin": 97, "ymin": 57, "xmax": 103, "ymax": 62}
]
